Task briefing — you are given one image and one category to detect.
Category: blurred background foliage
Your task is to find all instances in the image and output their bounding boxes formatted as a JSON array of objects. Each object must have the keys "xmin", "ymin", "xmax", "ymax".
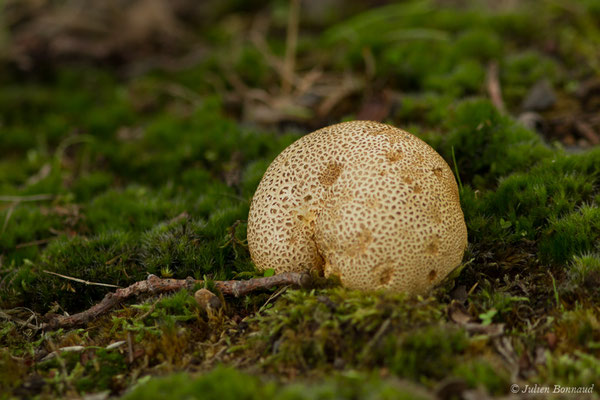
[{"xmin": 1, "ymin": 0, "xmax": 600, "ymax": 398}]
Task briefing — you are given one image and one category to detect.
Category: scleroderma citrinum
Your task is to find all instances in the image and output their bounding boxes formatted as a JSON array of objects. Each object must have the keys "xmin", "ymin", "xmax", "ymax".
[{"xmin": 248, "ymin": 121, "xmax": 467, "ymax": 294}]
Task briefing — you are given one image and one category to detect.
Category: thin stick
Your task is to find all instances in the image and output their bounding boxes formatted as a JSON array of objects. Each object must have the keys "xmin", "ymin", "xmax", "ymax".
[
  {"xmin": 0, "ymin": 194, "xmax": 54, "ymax": 202},
  {"xmin": 250, "ymin": 31, "xmax": 285, "ymax": 79},
  {"xmin": 359, "ymin": 318, "xmax": 391, "ymax": 360},
  {"xmin": 1, "ymin": 205, "xmax": 14, "ymax": 235},
  {"xmin": 575, "ymin": 120, "xmax": 600, "ymax": 145},
  {"xmin": 451, "ymin": 146, "xmax": 463, "ymax": 192},
  {"xmin": 259, "ymin": 284, "xmax": 290, "ymax": 312},
  {"xmin": 282, "ymin": 0, "xmax": 300, "ymax": 94},
  {"xmin": 43, "ymin": 273, "xmax": 311, "ymax": 330},
  {"xmin": 127, "ymin": 332, "xmax": 134, "ymax": 364},
  {"xmin": 43, "ymin": 270, "xmax": 122, "ymax": 289},
  {"xmin": 486, "ymin": 61, "xmax": 505, "ymax": 113},
  {"xmin": 16, "ymin": 238, "xmax": 52, "ymax": 249},
  {"xmin": 0, "ymin": 310, "xmax": 39, "ymax": 330}
]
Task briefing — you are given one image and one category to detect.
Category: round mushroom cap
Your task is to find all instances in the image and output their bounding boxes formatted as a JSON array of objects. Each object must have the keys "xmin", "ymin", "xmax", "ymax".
[{"xmin": 247, "ymin": 121, "xmax": 467, "ymax": 294}]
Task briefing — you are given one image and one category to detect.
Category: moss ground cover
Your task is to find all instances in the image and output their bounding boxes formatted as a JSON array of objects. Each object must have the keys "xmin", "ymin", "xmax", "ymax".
[{"xmin": 1, "ymin": 0, "xmax": 600, "ymax": 398}]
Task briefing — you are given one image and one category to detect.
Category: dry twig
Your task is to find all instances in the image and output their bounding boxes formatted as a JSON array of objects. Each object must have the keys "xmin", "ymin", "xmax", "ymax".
[
  {"xmin": 282, "ymin": 0, "xmax": 300, "ymax": 94},
  {"xmin": 0, "ymin": 194, "xmax": 53, "ymax": 202},
  {"xmin": 16, "ymin": 238, "xmax": 52, "ymax": 249},
  {"xmin": 43, "ymin": 270, "xmax": 122, "ymax": 289},
  {"xmin": 574, "ymin": 120, "xmax": 600, "ymax": 145},
  {"xmin": 43, "ymin": 273, "xmax": 311, "ymax": 330},
  {"xmin": 0, "ymin": 310, "xmax": 40, "ymax": 330},
  {"xmin": 1, "ymin": 206, "xmax": 15, "ymax": 236},
  {"xmin": 486, "ymin": 62, "xmax": 505, "ymax": 113}
]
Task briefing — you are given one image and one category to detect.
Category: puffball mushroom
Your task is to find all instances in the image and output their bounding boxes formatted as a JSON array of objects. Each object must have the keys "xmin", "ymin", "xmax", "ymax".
[{"xmin": 247, "ymin": 121, "xmax": 467, "ymax": 294}]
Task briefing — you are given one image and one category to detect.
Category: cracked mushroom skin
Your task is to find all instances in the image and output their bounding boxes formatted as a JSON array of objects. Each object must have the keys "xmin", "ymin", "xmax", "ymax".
[{"xmin": 247, "ymin": 120, "xmax": 467, "ymax": 294}]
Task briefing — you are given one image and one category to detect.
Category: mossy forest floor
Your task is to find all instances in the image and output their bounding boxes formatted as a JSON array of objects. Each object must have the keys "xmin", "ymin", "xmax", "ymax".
[{"xmin": 1, "ymin": 0, "xmax": 600, "ymax": 398}]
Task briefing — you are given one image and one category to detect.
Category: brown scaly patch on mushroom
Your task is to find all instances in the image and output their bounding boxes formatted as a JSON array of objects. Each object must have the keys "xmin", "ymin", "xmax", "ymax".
[
  {"xmin": 426, "ymin": 235, "xmax": 441, "ymax": 255},
  {"xmin": 385, "ymin": 149, "xmax": 403, "ymax": 162},
  {"xmin": 428, "ymin": 269, "xmax": 437, "ymax": 282},
  {"xmin": 247, "ymin": 121, "xmax": 467, "ymax": 294},
  {"xmin": 319, "ymin": 161, "xmax": 343, "ymax": 186},
  {"xmin": 346, "ymin": 229, "xmax": 373, "ymax": 257}
]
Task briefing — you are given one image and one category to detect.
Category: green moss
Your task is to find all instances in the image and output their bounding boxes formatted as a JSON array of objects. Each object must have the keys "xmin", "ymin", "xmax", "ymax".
[
  {"xmin": 561, "ymin": 254, "xmax": 600, "ymax": 301},
  {"xmin": 455, "ymin": 145, "xmax": 600, "ymax": 279},
  {"xmin": 233, "ymin": 288, "xmax": 474, "ymax": 384},
  {"xmin": 70, "ymin": 171, "xmax": 114, "ymax": 202},
  {"xmin": 140, "ymin": 219, "xmax": 210, "ymax": 277},
  {"xmin": 501, "ymin": 51, "xmax": 560, "ymax": 107},
  {"xmin": 539, "ymin": 205, "xmax": 600, "ymax": 265},
  {"xmin": 424, "ymin": 60, "xmax": 486, "ymax": 97},
  {"xmin": 0, "ymin": 348, "xmax": 26, "ymax": 393},
  {"xmin": 241, "ymin": 160, "xmax": 271, "ymax": 197},
  {"xmin": 75, "ymin": 349, "xmax": 127, "ymax": 393},
  {"xmin": 84, "ymin": 186, "xmax": 185, "ymax": 233},
  {"xmin": 114, "ymin": 291, "xmax": 201, "ymax": 342},
  {"xmin": 35, "ymin": 347, "xmax": 127, "ymax": 394},
  {"xmin": 482, "ymin": 164, "xmax": 594, "ymax": 241},
  {"xmin": 0, "ymin": 204, "xmax": 64, "ymax": 264},
  {"xmin": 123, "ymin": 367, "xmax": 273, "ymax": 400},
  {"xmin": 453, "ymin": 360, "xmax": 509, "ymax": 395},
  {"xmin": 277, "ymin": 375, "xmax": 432, "ymax": 400},
  {"xmin": 153, "ymin": 290, "xmax": 199, "ymax": 321},
  {"xmin": 382, "ymin": 325, "xmax": 469, "ymax": 382},
  {"xmin": 101, "ymin": 97, "xmax": 289, "ymax": 187},
  {"xmin": 541, "ymin": 351, "xmax": 600, "ymax": 387},
  {"xmin": 2, "ymin": 174, "xmax": 256, "ymax": 311},
  {"xmin": 394, "ymin": 93, "xmax": 455, "ymax": 126},
  {"xmin": 383, "ymin": 40, "xmax": 452, "ymax": 89},
  {"xmin": 471, "ymin": 284, "xmax": 530, "ymax": 325},
  {"xmin": 123, "ymin": 366, "xmax": 433, "ymax": 400},
  {"xmin": 233, "ymin": 46, "xmax": 270, "ymax": 87},
  {"xmin": 20, "ymin": 231, "xmax": 139, "ymax": 311},
  {"xmin": 555, "ymin": 309, "xmax": 600, "ymax": 353},
  {"xmin": 6, "ymin": 204, "xmax": 252, "ymax": 312},
  {"xmin": 442, "ymin": 99, "xmax": 552, "ymax": 186},
  {"xmin": 487, "ymin": 8, "xmax": 541, "ymax": 42},
  {"xmin": 452, "ymin": 28, "xmax": 503, "ymax": 61},
  {"xmin": 1, "ymin": 0, "xmax": 600, "ymax": 397},
  {"xmin": 0, "ymin": 69, "xmax": 135, "ymax": 150}
]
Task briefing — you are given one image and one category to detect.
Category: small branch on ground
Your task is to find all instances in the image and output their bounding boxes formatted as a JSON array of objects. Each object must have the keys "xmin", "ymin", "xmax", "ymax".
[
  {"xmin": 0, "ymin": 194, "xmax": 54, "ymax": 202},
  {"xmin": 486, "ymin": 61, "xmax": 505, "ymax": 113},
  {"xmin": 574, "ymin": 120, "xmax": 600, "ymax": 145},
  {"xmin": 43, "ymin": 270, "xmax": 122, "ymax": 288},
  {"xmin": 282, "ymin": 0, "xmax": 300, "ymax": 94},
  {"xmin": 42, "ymin": 272, "xmax": 311, "ymax": 330},
  {"xmin": 0, "ymin": 310, "xmax": 40, "ymax": 330},
  {"xmin": 16, "ymin": 238, "xmax": 52, "ymax": 249},
  {"xmin": 1, "ymin": 205, "xmax": 15, "ymax": 235}
]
